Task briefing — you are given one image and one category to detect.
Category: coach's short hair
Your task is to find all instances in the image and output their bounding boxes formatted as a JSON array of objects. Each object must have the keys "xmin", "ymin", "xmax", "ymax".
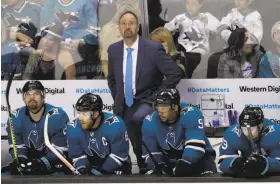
[{"xmin": 119, "ymin": 11, "xmax": 139, "ymax": 24}]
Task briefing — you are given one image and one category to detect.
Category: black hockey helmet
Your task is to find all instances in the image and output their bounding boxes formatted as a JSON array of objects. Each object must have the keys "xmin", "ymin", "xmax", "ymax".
[
  {"xmin": 22, "ymin": 81, "xmax": 45, "ymax": 97},
  {"xmin": 239, "ymin": 106, "xmax": 264, "ymax": 127},
  {"xmin": 75, "ymin": 93, "xmax": 103, "ymax": 112},
  {"xmin": 155, "ymin": 88, "xmax": 180, "ymax": 109}
]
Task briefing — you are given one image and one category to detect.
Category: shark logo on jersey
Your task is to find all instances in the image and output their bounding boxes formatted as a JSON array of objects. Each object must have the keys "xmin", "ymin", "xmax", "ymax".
[
  {"xmin": 232, "ymin": 125, "xmax": 241, "ymax": 137},
  {"xmin": 86, "ymin": 138, "xmax": 107, "ymax": 158},
  {"xmin": 181, "ymin": 106, "xmax": 193, "ymax": 115},
  {"xmin": 145, "ymin": 114, "xmax": 153, "ymax": 121},
  {"xmin": 12, "ymin": 108, "xmax": 20, "ymax": 118},
  {"xmin": 105, "ymin": 116, "xmax": 119, "ymax": 125},
  {"xmin": 28, "ymin": 130, "xmax": 38, "ymax": 145},
  {"xmin": 27, "ymin": 130, "xmax": 44, "ymax": 150},
  {"xmin": 90, "ymin": 132, "xmax": 94, "ymax": 137},
  {"xmin": 48, "ymin": 108, "xmax": 59, "ymax": 117},
  {"xmin": 166, "ymin": 131, "xmax": 176, "ymax": 146},
  {"xmin": 56, "ymin": 9, "xmax": 79, "ymax": 28},
  {"xmin": 262, "ymin": 125, "xmax": 275, "ymax": 136}
]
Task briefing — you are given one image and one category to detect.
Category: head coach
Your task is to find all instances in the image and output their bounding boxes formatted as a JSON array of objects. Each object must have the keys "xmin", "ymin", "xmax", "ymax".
[{"xmin": 107, "ymin": 11, "xmax": 183, "ymax": 172}]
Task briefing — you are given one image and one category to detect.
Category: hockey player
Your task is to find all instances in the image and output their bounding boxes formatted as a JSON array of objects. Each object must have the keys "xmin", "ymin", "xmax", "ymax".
[
  {"xmin": 164, "ymin": 0, "xmax": 219, "ymax": 78},
  {"xmin": 67, "ymin": 93, "xmax": 131, "ymax": 175},
  {"xmin": 1, "ymin": 81, "xmax": 70, "ymax": 175},
  {"xmin": 142, "ymin": 88, "xmax": 217, "ymax": 176},
  {"xmin": 218, "ymin": 106, "xmax": 280, "ymax": 178},
  {"xmin": 218, "ymin": 0, "xmax": 263, "ymax": 44}
]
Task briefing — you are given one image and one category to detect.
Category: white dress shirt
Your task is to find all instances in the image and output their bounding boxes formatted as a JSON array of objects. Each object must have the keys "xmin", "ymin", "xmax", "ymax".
[{"xmin": 123, "ymin": 36, "xmax": 139, "ymax": 96}]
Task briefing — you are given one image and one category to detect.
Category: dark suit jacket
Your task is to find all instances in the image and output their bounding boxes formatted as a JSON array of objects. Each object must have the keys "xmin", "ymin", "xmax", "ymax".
[{"xmin": 107, "ymin": 37, "xmax": 183, "ymax": 116}]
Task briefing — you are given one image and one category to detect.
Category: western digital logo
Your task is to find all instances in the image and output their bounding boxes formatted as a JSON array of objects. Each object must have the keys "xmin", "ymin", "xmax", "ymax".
[
  {"xmin": 245, "ymin": 104, "xmax": 280, "ymax": 109},
  {"xmin": 16, "ymin": 88, "xmax": 65, "ymax": 95},
  {"xmin": 76, "ymin": 88, "xmax": 111, "ymax": 94},
  {"xmin": 187, "ymin": 88, "xmax": 230, "ymax": 93},
  {"xmin": 239, "ymin": 86, "xmax": 280, "ymax": 93},
  {"xmin": 72, "ymin": 104, "xmax": 113, "ymax": 111},
  {"xmin": 1, "ymin": 105, "xmax": 8, "ymax": 111}
]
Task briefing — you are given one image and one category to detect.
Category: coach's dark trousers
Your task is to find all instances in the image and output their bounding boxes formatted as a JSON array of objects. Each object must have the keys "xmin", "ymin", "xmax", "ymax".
[{"xmin": 123, "ymin": 100, "xmax": 153, "ymax": 171}]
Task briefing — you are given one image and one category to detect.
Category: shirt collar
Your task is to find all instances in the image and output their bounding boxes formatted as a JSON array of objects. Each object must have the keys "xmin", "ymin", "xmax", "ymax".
[{"xmin": 124, "ymin": 35, "xmax": 139, "ymax": 51}]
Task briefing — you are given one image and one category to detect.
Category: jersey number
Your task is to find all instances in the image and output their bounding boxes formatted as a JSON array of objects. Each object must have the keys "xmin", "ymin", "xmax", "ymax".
[
  {"xmin": 198, "ymin": 119, "xmax": 204, "ymax": 129},
  {"xmin": 102, "ymin": 137, "xmax": 108, "ymax": 146},
  {"xmin": 221, "ymin": 139, "xmax": 228, "ymax": 150}
]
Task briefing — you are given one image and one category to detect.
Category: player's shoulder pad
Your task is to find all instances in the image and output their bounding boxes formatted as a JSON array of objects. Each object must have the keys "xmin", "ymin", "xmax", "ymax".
[
  {"xmin": 104, "ymin": 113, "xmax": 123, "ymax": 126},
  {"xmin": 104, "ymin": 114, "xmax": 126, "ymax": 136},
  {"xmin": 46, "ymin": 104, "xmax": 67, "ymax": 118},
  {"xmin": 144, "ymin": 111, "xmax": 156, "ymax": 122},
  {"xmin": 67, "ymin": 119, "xmax": 78, "ymax": 129},
  {"xmin": 223, "ymin": 124, "xmax": 242, "ymax": 141},
  {"xmin": 261, "ymin": 119, "xmax": 280, "ymax": 139},
  {"xmin": 11, "ymin": 107, "xmax": 24, "ymax": 118},
  {"xmin": 180, "ymin": 104, "xmax": 201, "ymax": 117},
  {"xmin": 143, "ymin": 112, "xmax": 157, "ymax": 133}
]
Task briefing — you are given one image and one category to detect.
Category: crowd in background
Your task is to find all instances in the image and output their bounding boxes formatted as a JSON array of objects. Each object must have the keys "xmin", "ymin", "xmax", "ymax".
[{"xmin": 1, "ymin": 0, "xmax": 280, "ymax": 80}]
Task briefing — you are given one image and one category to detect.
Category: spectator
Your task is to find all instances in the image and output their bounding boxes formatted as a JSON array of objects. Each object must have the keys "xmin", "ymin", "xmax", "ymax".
[
  {"xmin": 150, "ymin": 27, "xmax": 187, "ymax": 78},
  {"xmin": 2, "ymin": 0, "xmax": 42, "ymax": 48},
  {"xmin": 258, "ymin": 21, "xmax": 280, "ymax": 78},
  {"xmin": 147, "ymin": 0, "xmax": 167, "ymax": 33},
  {"xmin": 107, "ymin": 11, "xmax": 182, "ymax": 173},
  {"xmin": 164, "ymin": 0, "xmax": 219, "ymax": 78},
  {"xmin": 23, "ymin": 22, "xmax": 76, "ymax": 80},
  {"xmin": 40, "ymin": 0, "xmax": 99, "ymax": 46},
  {"xmin": 217, "ymin": 27, "xmax": 264, "ymax": 78},
  {"xmin": 218, "ymin": 0, "xmax": 263, "ymax": 44},
  {"xmin": 1, "ymin": 19, "xmax": 21, "ymax": 80},
  {"xmin": 99, "ymin": 0, "xmax": 141, "ymax": 78}
]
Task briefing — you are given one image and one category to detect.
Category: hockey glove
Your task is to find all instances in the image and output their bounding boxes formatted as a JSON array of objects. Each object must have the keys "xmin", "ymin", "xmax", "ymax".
[
  {"xmin": 31, "ymin": 157, "xmax": 53, "ymax": 175},
  {"xmin": 11, "ymin": 157, "xmax": 33, "ymax": 175},
  {"xmin": 78, "ymin": 168, "xmax": 90, "ymax": 175},
  {"xmin": 242, "ymin": 155, "xmax": 269, "ymax": 178},
  {"xmin": 230, "ymin": 156, "xmax": 248, "ymax": 177},
  {"xmin": 173, "ymin": 159, "xmax": 193, "ymax": 177}
]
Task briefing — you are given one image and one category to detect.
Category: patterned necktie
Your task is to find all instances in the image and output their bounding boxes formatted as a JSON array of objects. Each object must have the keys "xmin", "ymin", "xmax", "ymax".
[{"xmin": 125, "ymin": 48, "xmax": 134, "ymax": 107}]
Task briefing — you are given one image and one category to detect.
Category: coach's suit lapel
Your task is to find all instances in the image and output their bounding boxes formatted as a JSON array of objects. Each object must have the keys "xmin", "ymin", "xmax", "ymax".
[
  {"xmin": 118, "ymin": 41, "xmax": 124, "ymax": 91},
  {"xmin": 136, "ymin": 37, "xmax": 145, "ymax": 81}
]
